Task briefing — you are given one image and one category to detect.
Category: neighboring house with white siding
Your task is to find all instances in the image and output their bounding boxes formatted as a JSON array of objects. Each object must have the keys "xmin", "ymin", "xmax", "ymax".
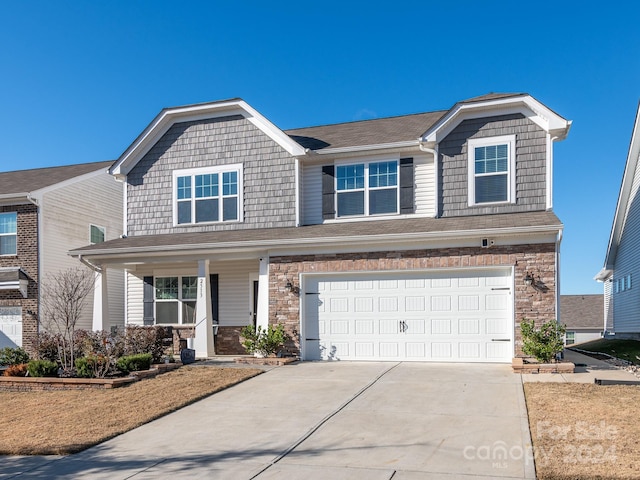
[
  {"xmin": 70, "ymin": 94, "xmax": 571, "ymax": 362},
  {"xmin": 0, "ymin": 162, "xmax": 123, "ymax": 351},
  {"xmin": 560, "ymin": 295, "xmax": 604, "ymax": 345},
  {"xmin": 595, "ymin": 102, "xmax": 640, "ymax": 338}
]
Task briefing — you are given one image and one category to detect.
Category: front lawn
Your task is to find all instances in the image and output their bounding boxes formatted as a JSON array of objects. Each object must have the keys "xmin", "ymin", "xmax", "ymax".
[
  {"xmin": 0, "ymin": 366, "xmax": 261, "ymax": 455},
  {"xmin": 525, "ymin": 383, "xmax": 640, "ymax": 480},
  {"xmin": 571, "ymin": 338, "xmax": 640, "ymax": 365}
]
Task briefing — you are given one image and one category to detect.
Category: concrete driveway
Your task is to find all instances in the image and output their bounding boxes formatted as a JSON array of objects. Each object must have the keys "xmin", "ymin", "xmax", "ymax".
[{"xmin": 2, "ymin": 362, "xmax": 534, "ymax": 479}]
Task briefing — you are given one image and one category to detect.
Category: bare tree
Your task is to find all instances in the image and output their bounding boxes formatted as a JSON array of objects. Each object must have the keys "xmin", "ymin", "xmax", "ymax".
[{"xmin": 40, "ymin": 267, "xmax": 95, "ymax": 374}]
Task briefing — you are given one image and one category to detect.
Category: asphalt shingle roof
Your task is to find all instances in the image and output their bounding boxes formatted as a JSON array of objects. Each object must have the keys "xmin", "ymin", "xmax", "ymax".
[
  {"xmin": 71, "ymin": 211, "xmax": 562, "ymax": 256},
  {"xmin": 560, "ymin": 295, "xmax": 604, "ymax": 329},
  {"xmin": 0, "ymin": 161, "xmax": 114, "ymax": 196}
]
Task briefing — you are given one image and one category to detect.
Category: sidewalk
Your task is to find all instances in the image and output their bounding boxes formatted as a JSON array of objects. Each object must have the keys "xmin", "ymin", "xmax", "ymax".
[{"xmin": 521, "ymin": 349, "xmax": 639, "ymax": 383}]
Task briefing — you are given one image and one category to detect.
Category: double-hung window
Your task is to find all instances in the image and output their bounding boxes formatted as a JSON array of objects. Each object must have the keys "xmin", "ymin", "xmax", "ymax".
[
  {"xmin": 174, "ymin": 164, "xmax": 242, "ymax": 225},
  {"xmin": 336, "ymin": 160, "xmax": 398, "ymax": 217},
  {"xmin": 0, "ymin": 212, "xmax": 17, "ymax": 256},
  {"xmin": 468, "ymin": 135, "xmax": 515, "ymax": 206},
  {"xmin": 155, "ymin": 276, "xmax": 197, "ymax": 324}
]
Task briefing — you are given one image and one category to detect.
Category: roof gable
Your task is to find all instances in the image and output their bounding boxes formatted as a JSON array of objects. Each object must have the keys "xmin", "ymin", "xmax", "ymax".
[
  {"xmin": 110, "ymin": 99, "xmax": 306, "ymax": 178},
  {"xmin": 420, "ymin": 93, "xmax": 571, "ymax": 144},
  {"xmin": 600, "ymin": 101, "xmax": 640, "ymax": 273},
  {"xmin": 0, "ymin": 160, "xmax": 114, "ymax": 200}
]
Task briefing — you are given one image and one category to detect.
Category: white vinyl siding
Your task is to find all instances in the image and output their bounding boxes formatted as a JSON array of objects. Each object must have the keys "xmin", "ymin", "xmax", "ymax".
[
  {"xmin": 126, "ymin": 260, "xmax": 258, "ymax": 327},
  {"xmin": 414, "ymin": 155, "xmax": 436, "ymax": 216},
  {"xmin": 40, "ymin": 172, "xmax": 124, "ymax": 331}
]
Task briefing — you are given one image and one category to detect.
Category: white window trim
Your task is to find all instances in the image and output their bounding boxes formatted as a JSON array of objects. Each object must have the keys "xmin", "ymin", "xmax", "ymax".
[
  {"xmin": 172, "ymin": 163, "xmax": 243, "ymax": 226},
  {"xmin": 90, "ymin": 224, "xmax": 106, "ymax": 245},
  {"xmin": 0, "ymin": 212, "xmax": 17, "ymax": 256},
  {"xmin": 334, "ymin": 158, "xmax": 400, "ymax": 218},
  {"xmin": 467, "ymin": 135, "xmax": 516, "ymax": 207},
  {"xmin": 154, "ymin": 275, "xmax": 198, "ymax": 325}
]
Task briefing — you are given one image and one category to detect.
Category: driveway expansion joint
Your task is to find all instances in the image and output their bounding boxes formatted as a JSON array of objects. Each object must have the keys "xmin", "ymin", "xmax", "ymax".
[{"xmin": 248, "ymin": 362, "xmax": 402, "ymax": 479}]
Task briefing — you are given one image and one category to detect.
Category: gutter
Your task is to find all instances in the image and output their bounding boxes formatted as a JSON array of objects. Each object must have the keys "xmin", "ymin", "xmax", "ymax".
[
  {"xmin": 78, "ymin": 255, "xmax": 103, "ymax": 273},
  {"xmin": 312, "ymin": 140, "xmax": 419, "ymax": 155}
]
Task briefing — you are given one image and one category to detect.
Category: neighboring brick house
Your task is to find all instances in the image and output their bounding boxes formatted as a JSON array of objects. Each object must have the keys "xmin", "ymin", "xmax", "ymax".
[
  {"xmin": 595, "ymin": 102, "xmax": 640, "ymax": 339},
  {"xmin": 0, "ymin": 162, "xmax": 123, "ymax": 352},
  {"xmin": 560, "ymin": 295, "xmax": 604, "ymax": 345},
  {"xmin": 70, "ymin": 94, "xmax": 571, "ymax": 362}
]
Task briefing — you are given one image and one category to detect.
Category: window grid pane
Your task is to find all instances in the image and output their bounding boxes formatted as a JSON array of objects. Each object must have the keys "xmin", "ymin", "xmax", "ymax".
[
  {"xmin": 195, "ymin": 174, "xmax": 218, "ymax": 198},
  {"xmin": 155, "ymin": 277, "xmax": 179, "ymax": 300},
  {"xmin": 177, "ymin": 176, "xmax": 191, "ymax": 200},
  {"xmin": 336, "ymin": 164, "xmax": 365, "ymax": 191},
  {"xmin": 182, "ymin": 276, "xmax": 198, "ymax": 299},
  {"xmin": 369, "ymin": 161, "xmax": 397, "ymax": 188},
  {"xmin": 223, "ymin": 171, "xmax": 237, "ymax": 196},
  {"xmin": 0, "ymin": 213, "xmax": 17, "ymax": 234},
  {"xmin": 475, "ymin": 144, "xmax": 508, "ymax": 175}
]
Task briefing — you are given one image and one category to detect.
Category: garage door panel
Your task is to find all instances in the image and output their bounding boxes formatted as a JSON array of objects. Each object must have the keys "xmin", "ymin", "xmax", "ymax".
[{"xmin": 304, "ymin": 270, "xmax": 512, "ymax": 363}]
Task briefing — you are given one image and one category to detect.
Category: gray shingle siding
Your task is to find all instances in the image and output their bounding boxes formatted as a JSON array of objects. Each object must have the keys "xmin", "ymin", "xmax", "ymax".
[
  {"xmin": 126, "ymin": 115, "xmax": 297, "ymax": 235},
  {"xmin": 438, "ymin": 114, "xmax": 548, "ymax": 217}
]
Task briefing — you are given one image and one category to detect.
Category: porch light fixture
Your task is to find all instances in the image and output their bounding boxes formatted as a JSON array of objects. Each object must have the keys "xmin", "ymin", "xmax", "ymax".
[
  {"xmin": 524, "ymin": 272, "xmax": 535, "ymax": 287},
  {"xmin": 286, "ymin": 280, "xmax": 293, "ymax": 291}
]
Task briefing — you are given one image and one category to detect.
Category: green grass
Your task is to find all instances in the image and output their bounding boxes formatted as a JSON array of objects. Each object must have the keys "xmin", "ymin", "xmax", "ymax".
[{"xmin": 573, "ymin": 338, "xmax": 640, "ymax": 364}]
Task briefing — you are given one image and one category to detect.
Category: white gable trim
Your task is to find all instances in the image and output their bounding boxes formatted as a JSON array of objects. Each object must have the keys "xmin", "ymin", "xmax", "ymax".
[
  {"xmin": 602, "ymin": 102, "xmax": 640, "ymax": 270},
  {"xmin": 110, "ymin": 100, "xmax": 306, "ymax": 178},
  {"xmin": 420, "ymin": 95, "xmax": 571, "ymax": 144}
]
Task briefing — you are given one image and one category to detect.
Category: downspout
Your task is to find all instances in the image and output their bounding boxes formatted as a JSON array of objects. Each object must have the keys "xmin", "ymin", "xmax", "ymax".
[
  {"xmin": 555, "ymin": 229, "xmax": 562, "ymax": 324},
  {"xmin": 547, "ymin": 136, "xmax": 559, "ymax": 210},
  {"xmin": 419, "ymin": 143, "xmax": 439, "ymax": 217}
]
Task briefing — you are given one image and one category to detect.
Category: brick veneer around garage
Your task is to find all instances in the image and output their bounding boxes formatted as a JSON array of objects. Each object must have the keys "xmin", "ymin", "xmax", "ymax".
[{"xmin": 269, "ymin": 244, "xmax": 557, "ymax": 357}]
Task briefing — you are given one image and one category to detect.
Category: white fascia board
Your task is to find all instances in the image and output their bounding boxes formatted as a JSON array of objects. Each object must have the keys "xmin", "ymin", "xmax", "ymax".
[
  {"xmin": 111, "ymin": 100, "xmax": 306, "ymax": 177},
  {"xmin": 603, "ymin": 102, "xmax": 640, "ymax": 269},
  {"xmin": 421, "ymin": 95, "xmax": 570, "ymax": 144},
  {"xmin": 69, "ymin": 223, "xmax": 562, "ymax": 263}
]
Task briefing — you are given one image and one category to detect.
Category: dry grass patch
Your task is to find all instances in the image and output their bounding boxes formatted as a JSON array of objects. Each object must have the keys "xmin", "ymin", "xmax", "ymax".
[
  {"xmin": 524, "ymin": 383, "xmax": 640, "ymax": 480},
  {"xmin": 0, "ymin": 366, "xmax": 261, "ymax": 455}
]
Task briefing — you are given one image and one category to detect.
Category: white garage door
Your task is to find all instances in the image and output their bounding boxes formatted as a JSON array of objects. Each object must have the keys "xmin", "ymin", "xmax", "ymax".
[
  {"xmin": 0, "ymin": 306, "xmax": 22, "ymax": 349},
  {"xmin": 302, "ymin": 269, "xmax": 513, "ymax": 363}
]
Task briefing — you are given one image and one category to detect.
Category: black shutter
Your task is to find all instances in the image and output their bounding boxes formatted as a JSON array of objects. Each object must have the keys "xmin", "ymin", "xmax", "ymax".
[
  {"xmin": 399, "ymin": 157, "xmax": 414, "ymax": 214},
  {"xmin": 322, "ymin": 165, "xmax": 335, "ymax": 219},
  {"xmin": 209, "ymin": 274, "xmax": 219, "ymax": 324},
  {"xmin": 143, "ymin": 276, "xmax": 155, "ymax": 326}
]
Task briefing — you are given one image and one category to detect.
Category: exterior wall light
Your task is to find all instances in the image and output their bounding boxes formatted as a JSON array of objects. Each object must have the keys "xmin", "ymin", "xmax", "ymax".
[{"xmin": 524, "ymin": 272, "xmax": 535, "ymax": 287}]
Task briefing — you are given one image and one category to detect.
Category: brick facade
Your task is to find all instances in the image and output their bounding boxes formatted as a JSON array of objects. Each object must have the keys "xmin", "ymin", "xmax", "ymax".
[
  {"xmin": 268, "ymin": 244, "xmax": 557, "ymax": 357},
  {"xmin": 0, "ymin": 204, "xmax": 38, "ymax": 355}
]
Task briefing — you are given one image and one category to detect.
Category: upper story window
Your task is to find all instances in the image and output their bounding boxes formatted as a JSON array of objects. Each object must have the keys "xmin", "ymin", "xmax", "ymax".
[
  {"xmin": 0, "ymin": 212, "xmax": 17, "ymax": 256},
  {"xmin": 173, "ymin": 164, "xmax": 242, "ymax": 225},
  {"xmin": 336, "ymin": 160, "xmax": 398, "ymax": 217},
  {"xmin": 468, "ymin": 135, "xmax": 516, "ymax": 206},
  {"xmin": 90, "ymin": 224, "xmax": 106, "ymax": 244}
]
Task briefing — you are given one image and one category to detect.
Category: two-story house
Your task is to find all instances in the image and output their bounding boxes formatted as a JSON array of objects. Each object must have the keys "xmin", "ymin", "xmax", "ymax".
[
  {"xmin": 0, "ymin": 162, "xmax": 123, "ymax": 351},
  {"xmin": 595, "ymin": 102, "xmax": 640, "ymax": 338},
  {"xmin": 70, "ymin": 93, "xmax": 571, "ymax": 362}
]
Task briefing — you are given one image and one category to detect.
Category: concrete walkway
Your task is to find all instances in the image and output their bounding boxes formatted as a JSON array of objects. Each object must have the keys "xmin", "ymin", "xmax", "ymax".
[
  {"xmin": 1, "ymin": 362, "xmax": 534, "ymax": 479},
  {"xmin": 521, "ymin": 349, "xmax": 640, "ymax": 384}
]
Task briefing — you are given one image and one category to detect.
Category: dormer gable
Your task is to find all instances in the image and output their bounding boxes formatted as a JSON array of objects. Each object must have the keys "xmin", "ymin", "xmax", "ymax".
[{"xmin": 110, "ymin": 99, "xmax": 306, "ymax": 179}]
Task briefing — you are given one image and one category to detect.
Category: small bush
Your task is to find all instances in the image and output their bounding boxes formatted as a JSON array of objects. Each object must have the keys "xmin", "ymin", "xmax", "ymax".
[
  {"xmin": 3, "ymin": 363, "xmax": 28, "ymax": 377},
  {"xmin": 241, "ymin": 323, "xmax": 287, "ymax": 357},
  {"xmin": 75, "ymin": 355, "xmax": 111, "ymax": 378},
  {"xmin": 27, "ymin": 360, "xmax": 59, "ymax": 377},
  {"xmin": 521, "ymin": 318, "xmax": 566, "ymax": 363},
  {"xmin": 124, "ymin": 326, "xmax": 168, "ymax": 363},
  {"xmin": 116, "ymin": 353, "xmax": 153, "ymax": 374},
  {"xmin": 0, "ymin": 347, "xmax": 30, "ymax": 366}
]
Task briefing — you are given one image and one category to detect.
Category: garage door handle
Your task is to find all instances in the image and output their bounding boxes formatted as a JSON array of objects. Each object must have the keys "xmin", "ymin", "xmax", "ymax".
[
  {"xmin": 491, "ymin": 287, "xmax": 510, "ymax": 291},
  {"xmin": 306, "ymin": 338, "xmax": 320, "ymax": 341},
  {"xmin": 491, "ymin": 338, "xmax": 510, "ymax": 342}
]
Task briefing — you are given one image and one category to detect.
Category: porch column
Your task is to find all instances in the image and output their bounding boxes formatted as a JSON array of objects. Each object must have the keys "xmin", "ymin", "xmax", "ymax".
[
  {"xmin": 194, "ymin": 259, "xmax": 215, "ymax": 357},
  {"xmin": 256, "ymin": 257, "xmax": 270, "ymax": 332},
  {"xmin": 92, "ymin": 268, "xmax": 109, "ymax": 331}
]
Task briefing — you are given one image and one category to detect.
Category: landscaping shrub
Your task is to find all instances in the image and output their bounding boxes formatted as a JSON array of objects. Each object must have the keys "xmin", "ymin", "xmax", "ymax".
[
  {"xmin": 116, "ymin": 353, "xmax": 152, "ymax": 374},
  {"xmin": 240, "ymin": 323, "xmax": 287, "ymax": 357},
  {"xmin": 3, "ymin": 363, "xmax": 28, "ymax": 377},
  {"xmin": 521, "ymin": 318, "xmax": 566, "ymax": 363},
  {"xmin": 27, "ymin": 360, "xmax": 59, "ymax": 377},
  {"xmin": 0, "ymin": 347, "xmax": 30, "ymax": 366},
  {"xmin": 124, "ymin": 325, "xmax": 167, "ymax": 363},
  {"xmin": 75, "ymin": 355, "xmax": 111, "ymax": 378}
]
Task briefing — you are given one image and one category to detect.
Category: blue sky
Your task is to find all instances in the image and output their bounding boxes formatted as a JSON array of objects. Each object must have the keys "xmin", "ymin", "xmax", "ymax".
[{"xmin": 1, "ymin": 1, "xmax": 639, "ymax": 294}]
